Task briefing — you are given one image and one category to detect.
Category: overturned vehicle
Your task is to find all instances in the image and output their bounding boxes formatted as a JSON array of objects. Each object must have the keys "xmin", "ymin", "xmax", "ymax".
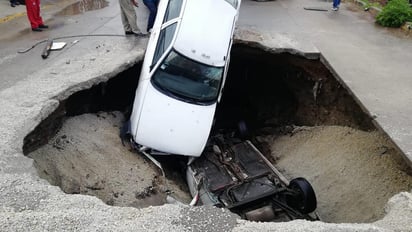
[{"xmin": 186, "ymin": 134, "xmax": 318, "ymax": 221}]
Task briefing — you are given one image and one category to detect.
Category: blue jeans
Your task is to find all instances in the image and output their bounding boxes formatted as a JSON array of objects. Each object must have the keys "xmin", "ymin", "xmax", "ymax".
[
  {"xmin": 143, "ymin": 0, "xmax": 159, "ymax": 32},
  {"xmin": 333, "ymin": 0, "xmax": 341, "ymax": 8}
]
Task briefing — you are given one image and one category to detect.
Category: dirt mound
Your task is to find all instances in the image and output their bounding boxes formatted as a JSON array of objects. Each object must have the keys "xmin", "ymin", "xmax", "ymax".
[
  {"xmin": 267, "ymin": 126, "xmax": 412, "ymax": 223},
  {"xmin": 28, "ymin": 112, "xmax": 191, "ymax": 208}
]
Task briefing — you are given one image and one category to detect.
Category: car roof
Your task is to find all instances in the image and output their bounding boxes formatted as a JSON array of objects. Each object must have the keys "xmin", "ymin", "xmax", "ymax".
[{"xmin": 173, "ymin": 0, "xmax": 238, "ymax": 67}]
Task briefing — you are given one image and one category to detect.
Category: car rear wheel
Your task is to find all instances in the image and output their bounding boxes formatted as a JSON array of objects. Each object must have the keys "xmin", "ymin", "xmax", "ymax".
[{"xmin": 286, "ymin": 177, "xmax": 317, "ymax": 214}]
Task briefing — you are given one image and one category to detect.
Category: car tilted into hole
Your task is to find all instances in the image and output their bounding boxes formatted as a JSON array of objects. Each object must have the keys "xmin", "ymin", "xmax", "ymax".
[
  {"xmin": 124, "ymin": 0, "xmax": 319, "ymax": 222},
  {"xmin": 127, "ymin": 0, "xmax": 241, "ymax": 157}
]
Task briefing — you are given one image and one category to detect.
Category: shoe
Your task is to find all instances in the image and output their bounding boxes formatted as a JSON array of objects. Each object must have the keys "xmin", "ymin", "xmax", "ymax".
[
  {"xmin": 332, "ymin": 7, "xmax": 339, "ymax": 11},
  {"xmin": 133, "ymin": 32, "xmax": 148, "ymax": 37},
  {"xmin": 10, "ymin": 2, "xmax": 15, "ymax": 7},
  {"xmin": 32, "ymin": 27, "xmax": 42, "ymax": 32},
  {"xmin": 125, "ymin": 31, "xmax": 134, "ymax": 35},
  {"xmin": 38, "ymin": 24, "xmax": 48, "ymax": 29}
]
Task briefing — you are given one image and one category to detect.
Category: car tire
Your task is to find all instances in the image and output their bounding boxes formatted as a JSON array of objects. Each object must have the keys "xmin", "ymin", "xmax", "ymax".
[{"xmin": 286, "ymin": 177, "xmax": 317, "ymax": 214}]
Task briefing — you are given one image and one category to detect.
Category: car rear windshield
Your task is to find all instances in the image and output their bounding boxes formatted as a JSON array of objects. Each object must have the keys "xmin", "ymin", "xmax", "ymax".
[{"xmin": 152, "ymin": 50, "xmax": 223, "ymax": 104}]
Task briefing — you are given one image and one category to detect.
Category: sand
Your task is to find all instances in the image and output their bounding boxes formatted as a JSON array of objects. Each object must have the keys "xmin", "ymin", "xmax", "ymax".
[{"xmin": 266, "ymin": 125, "xmax": 412, "ymax": 223}]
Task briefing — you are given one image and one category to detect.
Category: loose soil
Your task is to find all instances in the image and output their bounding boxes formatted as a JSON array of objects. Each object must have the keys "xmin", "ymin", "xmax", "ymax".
[
  {"xmin": 265, "ymin": 125, "xmax": 412, "ymax": 223},
  {"xmin": 28, "ymin": 112, "xmax": 191, "ymax": 208}
]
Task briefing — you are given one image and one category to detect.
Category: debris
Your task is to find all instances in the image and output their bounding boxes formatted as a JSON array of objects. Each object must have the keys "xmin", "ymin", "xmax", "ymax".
[
  {"xmin": 41, "ymin": 40, "xmax": 53, "ymax": 59},
  {"xmin": 304, "ymin": 7, "xmax": 328, "ymax": 11},
  {"xmin": 51, "ymin": 42, "xmax": 67, "ymax": 50}
]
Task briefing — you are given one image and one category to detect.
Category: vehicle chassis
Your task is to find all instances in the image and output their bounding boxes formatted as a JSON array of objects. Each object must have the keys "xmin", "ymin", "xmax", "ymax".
[{"xmin": 186, "ymin": 134, "xmax": 318, "ymax": 221}]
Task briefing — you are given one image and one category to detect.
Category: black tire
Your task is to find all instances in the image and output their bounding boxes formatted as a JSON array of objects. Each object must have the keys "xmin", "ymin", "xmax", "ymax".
[{"xmin": 286, "ymin": 177, "xmax": 317, "ymax": 214}]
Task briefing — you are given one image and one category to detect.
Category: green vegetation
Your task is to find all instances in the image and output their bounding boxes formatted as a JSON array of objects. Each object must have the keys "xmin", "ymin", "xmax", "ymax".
[
  {"xmin": 376, "ymin": 0, "xmax": 412, "ymax": 27},
  {"xmin": 363, "ymin": 0, "xmax": 383, "ymax": 10}
]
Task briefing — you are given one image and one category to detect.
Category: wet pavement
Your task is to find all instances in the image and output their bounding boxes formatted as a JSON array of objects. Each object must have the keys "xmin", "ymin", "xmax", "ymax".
[{"xmin": 56, "ymin": 0, "xmax": 109, "ymax": 16}]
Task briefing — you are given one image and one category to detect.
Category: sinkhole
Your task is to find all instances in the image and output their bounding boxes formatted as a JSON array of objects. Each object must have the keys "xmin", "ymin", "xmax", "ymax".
[{"xmin": 23, "ymin": 44, "xmax": 412, "ymax": 223}]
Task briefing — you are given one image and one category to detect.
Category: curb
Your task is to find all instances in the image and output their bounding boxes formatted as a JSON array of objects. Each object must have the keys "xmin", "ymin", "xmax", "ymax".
[{"xmin": 352, "ymin": 0, "xmax": 382, "ymax": 12}]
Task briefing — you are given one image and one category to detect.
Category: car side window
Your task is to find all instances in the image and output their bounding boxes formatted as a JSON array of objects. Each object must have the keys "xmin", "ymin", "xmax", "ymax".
[
  {"xmin": 163, "ymin": 0, "xmax": 183, "ymax": 23},
  {"xmin": 151, "ymin": 23, "xmax": 178, "ymax": 69}
]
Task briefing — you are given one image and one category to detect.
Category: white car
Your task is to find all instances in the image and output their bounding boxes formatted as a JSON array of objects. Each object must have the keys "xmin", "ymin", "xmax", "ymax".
[{"xmin": 128, "ymin": 0, "xmax": 241, "ymax": 157}]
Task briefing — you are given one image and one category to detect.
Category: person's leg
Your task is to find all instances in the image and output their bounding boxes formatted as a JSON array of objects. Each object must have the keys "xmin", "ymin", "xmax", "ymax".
[
  {"xmin": 119, "ymin": 0, "xmax": 131, "ymax": 32},
  {"xmin": 120, "ymin": 0, "xmax": 141, "ymax": 34},
  {"xmin": 333, "ymin": 0, "xmax": 340, "ymax": 8},
  {"xmin": 34, "ymin": 0, "xmax": 45, "ymax": 27},
  {"xmin": 10, "ymin": 0, "xmax": 17, "ymax": 7},
  {"xmin": 26, "ymin": 0, "xmax": 40, "ymax": 29},
  {"xmin": 143, "ymin": 0, "xmax": 157, "ymax": 32}
]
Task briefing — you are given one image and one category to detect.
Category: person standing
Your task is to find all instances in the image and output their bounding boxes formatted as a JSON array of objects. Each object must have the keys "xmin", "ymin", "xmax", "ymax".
[
  {"xmin": 143, "ymin": 0, "xmax": 159, "ymax": 32},
  {"xmin": 119, "ymin": 0, "xmax": 144, "ymax": 36},
  {"xmin": 25, "ymin": 0, "xmax": 48, "ymax": 31},
  {"xmin": 332, "ymin": 0, "xmax": 341, "ymax": 11}
]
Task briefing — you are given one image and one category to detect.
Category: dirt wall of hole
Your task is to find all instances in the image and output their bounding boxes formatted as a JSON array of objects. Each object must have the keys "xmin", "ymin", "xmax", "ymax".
[
  {"xmin": 23, "ymin": 63, "xmax": 141, "ymax": 154},
  {"xmin": 214, "ymin": 44, "xmax": 374, "ymax": 134}
]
